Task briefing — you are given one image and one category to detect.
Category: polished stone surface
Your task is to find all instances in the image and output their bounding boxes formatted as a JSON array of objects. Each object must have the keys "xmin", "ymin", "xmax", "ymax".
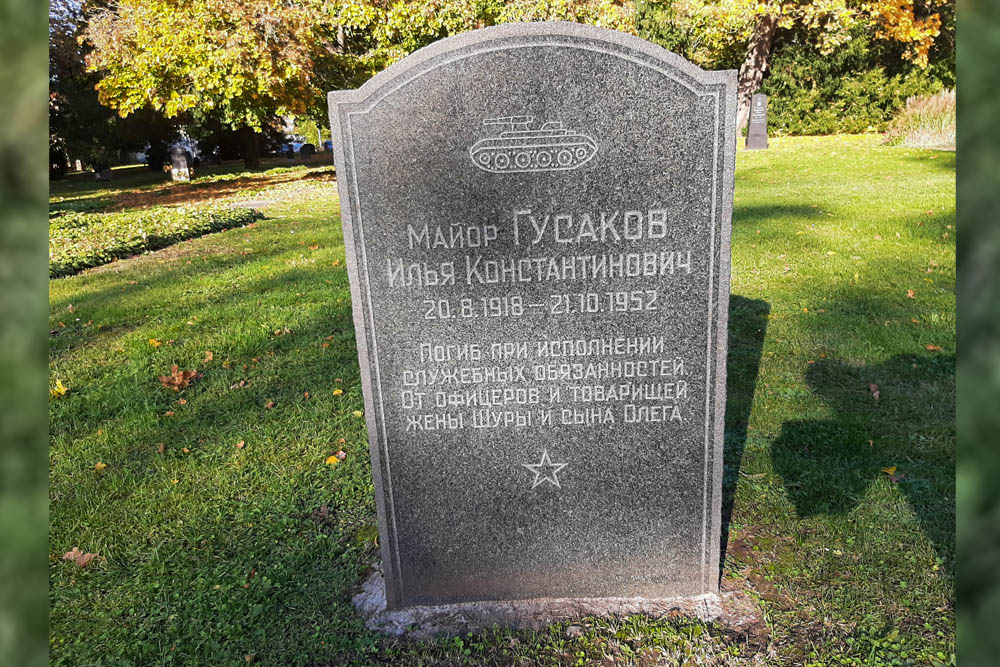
[
  {"xmin": 746, "ymin": 93, "xmax": 768, "ymax": 150},
  {"xmin": 329, "ymin": 22, "xmax": 736, "ymax": 614}
]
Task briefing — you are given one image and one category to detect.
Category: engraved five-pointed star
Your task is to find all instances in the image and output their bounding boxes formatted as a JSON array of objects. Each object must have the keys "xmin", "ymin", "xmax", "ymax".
[{"xmin": 523, "ymin": 448, "xmax": 568, "ymax": 489}]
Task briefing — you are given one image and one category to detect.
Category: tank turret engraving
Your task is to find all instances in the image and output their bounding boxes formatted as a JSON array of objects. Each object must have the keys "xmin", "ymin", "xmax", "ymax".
[{"xmin": 470, "ymin": 116, "xmax": 598, "ymax": 173}]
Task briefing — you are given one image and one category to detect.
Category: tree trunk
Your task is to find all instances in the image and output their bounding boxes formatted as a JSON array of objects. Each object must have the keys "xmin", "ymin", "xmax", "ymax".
[
  {"xmin": 736, "ymin": 13, "xmax": 778, "ymax": 134},
  {"xmin": 240, "ymin": 126, "xmax": 261, "ymax": 169}
]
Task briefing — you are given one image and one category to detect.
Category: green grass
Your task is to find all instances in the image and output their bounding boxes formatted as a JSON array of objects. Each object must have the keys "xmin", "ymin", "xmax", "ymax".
[{"xmin": 48, "ymin": 135, "xmax": 955, "ymax": 666}]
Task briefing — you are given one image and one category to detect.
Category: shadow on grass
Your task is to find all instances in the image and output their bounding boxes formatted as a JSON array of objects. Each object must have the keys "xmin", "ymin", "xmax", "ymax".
[
  {"xmin": 719, "ymin": 295, "xmax": 770, "ymax": 575},
  {"xmin": 771, "ymin": 353, "xmax": 956, "ymax": 568}
]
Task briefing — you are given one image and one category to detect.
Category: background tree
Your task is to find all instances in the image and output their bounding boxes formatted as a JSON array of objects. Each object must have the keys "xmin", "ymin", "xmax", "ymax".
[
  {"xmin": 50, "ymin": 0, "xmax": 179, "ymax": 175},
  {"xmin": 83, "ymin": 0, "xmax": 350, "ymax": 168},
  {"xmin": 636, "ymin": 0, "xmax": 953, "ymax": 131}
]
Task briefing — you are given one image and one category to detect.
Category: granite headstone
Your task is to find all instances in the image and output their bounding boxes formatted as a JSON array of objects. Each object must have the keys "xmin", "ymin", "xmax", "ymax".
[
  {"xmin": 329, "ymin": 22, "xmax": 736, "ymax": 633},
  {"xmin": 300, "ymin": 143, "xmax": 316, "ymax": 159},
  {"xmin": 746, "ymin": 93, "xmax": 768, "ymax": 150},
  {"xmin": 169, "ymin": 147, "xmax": 191, "ymax": 181}
]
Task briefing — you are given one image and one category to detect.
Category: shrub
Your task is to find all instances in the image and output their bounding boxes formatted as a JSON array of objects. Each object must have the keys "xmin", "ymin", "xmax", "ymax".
[
  {"xmin": 49, "ymin": 204, "xmax": 264, "ymax": 277},
  {"xmin": 883, "ymin": 89, "xmax": 956, "ymax": 149},
  {"xmin": 762, "ymin": 30, "xmax": 948, "ymax": 135}
]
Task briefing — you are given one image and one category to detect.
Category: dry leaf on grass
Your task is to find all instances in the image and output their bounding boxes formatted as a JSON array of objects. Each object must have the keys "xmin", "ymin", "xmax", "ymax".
[
  {"xmin": 235, "ymin": 440, "xmax": 245, "ymax": 449},
  {"xmin": 264, "ymin": 400, "xmax": 275, "ymax": 409},
  {"xmin": 203, "ymin": 350, "xmax": 214, "ymax": 363},
  {"xmin": 94, "ymin": 462, "xmax": 107, "ymax": 471},
  {"xmin": 149, "ymin": 338, "xmax": 162, "ymax": 347},
  {"xmin": 63, "ymin": 547, "xmax": 98, "ymax": 568},
  {"xmin": 50, "ymin": 379, "xmax": 68, "ymax": 398},
  {"xmin": 158, "ymin": 364, "xmax": 202, "ymax": 392},
  {"xmin": 906, "ymin": 289, "xmax": 916, "ymax": 299},
  {"xmin": 926, "ymin": 344, "xmax": 943, "ymax": 351},
  {"xmin": 869, "ymin": 383, "xmax": 880, "ymax": 401}
]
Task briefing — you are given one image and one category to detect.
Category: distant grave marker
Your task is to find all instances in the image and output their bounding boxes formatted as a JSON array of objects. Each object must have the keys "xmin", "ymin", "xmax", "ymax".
[
  {"xmin": 329, "ymin": 22, "xmax": 736, "ymax": 635},
  {"xmin": 169, "ymin": 147, "xmax": 192, "ymax": 181},
  {"xmin": 746, "ymin": 93, "xmax": 768, "ymax": 150}
]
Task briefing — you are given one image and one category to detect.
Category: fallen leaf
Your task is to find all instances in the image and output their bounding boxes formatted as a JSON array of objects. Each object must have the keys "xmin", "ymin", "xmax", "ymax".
[
  {"xmin": 63, "ymin": 547, "xmax": 98, "ymax": 567},
  {"xmin": 235, "ymin": 440, "xmax": 245, "ymax": 449},
  {"xmin": 203, "ymin": 350, "xmax": 214, "ymax": 363},
  {"xmin": 321, "ymin": 343, "xmax": 329, "ymax": 348},
  {"xmin": 338, "ymin": 438, "xmax": 346, "ymax": 444},
  {"xmin": 332, "ymin": 389, "xmax": 344, "ymax": 396},
  {"xmin": 303, "ymin": 391, "xmax": 310, "ymax": 399},
  {"xmin": 158, "ymin": 364, "xmax": 202, "ymax": 392},
  {"xmin": 177, "ymin": 398, "xmax": 187, "ymax": 405},
  {"xmin": 222, "ymin": 359, "xmax": 231, "ymax": 368},
  {"xmin": 912, "ymin": 318, "xmax": 920, "ymax": 324},
  {"xmin": 265, "ymin": 400, "xmax": 275, "ymax": 409},
  {"xmin": 164, "ymin": 410, "xmax": 175, "ymax": 416},
  {"xmin": 926, "ymin": 344, "xmax": 943, "ymax": 351},
  {"xmin": 906, "ymin": 289, "xmax": 915, "ymax": 299},
  {"xmin": 868, "ymin": 440, "xmax": 873, "ymax": 447},
  {"xmin": 149, "ymin": 338, "xmax": 162, "ymax": 347},
  {"xmin": 272, "ymin": 327, "xmax": 292, "ymax": 336},
  {"xmin": 803, "ymin": 307, "xmax": 809, "ymax": 313},
  {"xmin": 335, "ymin": 378, "xmax": 342, "ymax": 383},
  {"xmin": 67, "ymin": 304, "xmax": 74, "ymax": 313},
  {"xmin": 171, "ymin": 479, "xmax": 179, "ymax": 484},
  {"xmin": 50, "ymin": 379, "xmax": 69, "ymax": 398},
  {"xmin": 325, "ymin": 455, "xmax": 340, "ymax": 466},
  {"xmin": 352, "ymin": 410, "xmax": 363, "ymax": 418},
  {"xmin": 324, "ymin": 335, "xmax": 334, "ymax": 340},
  {"xmin": 309, "ymin": 244, "xmax": 319, "ymax": 250},
  {"xmin": 94, "ymin": 461, "xmax": 107, "ymax": 471},
  {"xmin": 332, "ymin": 260, "xmax": 340, "ymax": 266},
  {"xmin": 156, "ymin": 443, "xmax": 166, "ymax": 454},
  {"xmin": 182, "ymin": 447, "xmax": 190, "ymax": 453},
  {"xmin": 335, "ymin": 450, "xmax": 346, "ymax": 460},
  {"xmin": 881, "ymin": 466, "xmax": 897, "ymax": 476},
  {"xmin": 58, "ymin": 321, "xmax": 65, "ymax": 327},
  {"xmin": 869, "ymin": 383, "xmax": 880, "ymax": 401}
]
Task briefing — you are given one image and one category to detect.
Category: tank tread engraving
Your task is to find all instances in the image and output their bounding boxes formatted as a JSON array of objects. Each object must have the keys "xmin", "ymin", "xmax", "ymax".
[{"xmin": 470, "ymin": 116, "xmax": 598, "ymax": 173}]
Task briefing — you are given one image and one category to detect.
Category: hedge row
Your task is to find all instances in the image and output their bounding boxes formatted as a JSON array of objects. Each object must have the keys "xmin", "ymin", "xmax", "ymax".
[{"xmin": 49, "ymin": 205, "xmax": 264, "ymax": 277}]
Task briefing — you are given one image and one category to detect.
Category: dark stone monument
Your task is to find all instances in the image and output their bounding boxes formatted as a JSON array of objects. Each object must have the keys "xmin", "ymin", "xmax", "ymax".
[
  {"xmin": 746, "ymin": 92, "xmax": 768, "ymax": 150},
  {"xmin": 169, "ymin": 147, "xmax": 191, "ymax": 181},
  {"xmin": 329, "ymin": 22, "xmax": 736, "ymax": 635},
  {"xmin": 300, "ymin": 143, "xmax": 316, "ymax": 158}
]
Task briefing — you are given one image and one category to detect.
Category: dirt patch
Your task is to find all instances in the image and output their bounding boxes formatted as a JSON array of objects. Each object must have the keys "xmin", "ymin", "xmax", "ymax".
[{"xmin": 107, "ymin": 168, "xmax": 336, "ymax": 211}]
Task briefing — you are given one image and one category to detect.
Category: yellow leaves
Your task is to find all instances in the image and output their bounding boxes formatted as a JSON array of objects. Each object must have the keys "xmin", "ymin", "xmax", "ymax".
[
  {"xmin": 95, "ymin": 461, "xmax": 107, "ymax": 472},
  {"xmin": 881, "ymin": 466, "xmax": 896, "ymax": 475},
  {"xmin": 149, "ymin": 338, "xmax": 162, "ymax": 347},
  {"xmin": 332, "ymin": 388, "xmax": 344, "ymax": 396},
  {"xmin": 352, "ymin": 410, "xmax": 363, "ymax": 418},
  {"xmin": 326, "ymin": 450, "xmax": 347, "ymax": 466},
  {"xmin": 50, "ymin": 379, "xmax": 69, "ymax": 398},
  {"xmin": 63, "ymin": 547, "xmax": 98, "ymax": 568}
]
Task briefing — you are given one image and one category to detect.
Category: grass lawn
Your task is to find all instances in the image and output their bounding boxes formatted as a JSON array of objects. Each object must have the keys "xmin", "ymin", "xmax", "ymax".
[{"xmin": 48, "ymin": 135, "xmax": 955, "ymax": 666}]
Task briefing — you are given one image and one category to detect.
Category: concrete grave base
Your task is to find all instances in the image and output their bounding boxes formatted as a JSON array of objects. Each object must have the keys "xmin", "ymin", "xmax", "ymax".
[{"xmin": 353, "ymin": 564, "xmax": 760, "ymax": 639}]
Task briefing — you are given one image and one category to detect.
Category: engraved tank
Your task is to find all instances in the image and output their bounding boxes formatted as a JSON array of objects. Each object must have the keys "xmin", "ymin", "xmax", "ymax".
[{"xmin": 470, "ymin": 116, "xmax": 597, "ymax": 173}]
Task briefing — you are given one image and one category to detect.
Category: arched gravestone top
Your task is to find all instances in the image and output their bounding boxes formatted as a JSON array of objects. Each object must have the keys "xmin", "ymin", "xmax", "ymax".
[{"xmin": 329, "ymin": 22, "xmax": 737, "ymax": 628}]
